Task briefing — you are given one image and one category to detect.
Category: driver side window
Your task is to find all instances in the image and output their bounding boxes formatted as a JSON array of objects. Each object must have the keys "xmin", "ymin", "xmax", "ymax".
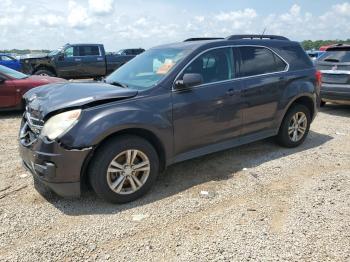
[
  {"xmin": 64, "ymin": 46, "xmax": 78, "ymax": 57},
  {"xmin": 183, "ymin": 48, "xmax": 234, "ymax": 85}
]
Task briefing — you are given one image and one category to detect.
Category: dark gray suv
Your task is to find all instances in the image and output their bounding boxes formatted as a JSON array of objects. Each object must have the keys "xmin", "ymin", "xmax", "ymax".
[{"xmin": 19, "ymin": 35, "xmax": 321, "ymax": 203}]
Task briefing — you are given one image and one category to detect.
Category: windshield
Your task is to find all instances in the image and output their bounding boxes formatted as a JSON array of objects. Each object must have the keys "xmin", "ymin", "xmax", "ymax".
[
  {"xmin": 0, "ymin": 65, "xmax": 28, "ymax": 79},
  {"xmin": 48, "ymin": 47, "xmax": 63, "ymax": 56},
  {"xmin": 105, "ymin": 47, "xmax": 192, "ymax": 90},
  {"xmin": 320, "ymin": 49, "xmax": 350, "ymax": 63}
]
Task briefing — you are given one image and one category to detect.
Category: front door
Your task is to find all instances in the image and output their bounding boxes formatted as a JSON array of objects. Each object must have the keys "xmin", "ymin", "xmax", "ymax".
[
  {"xmin": 55, "ymin": 46, "xmax": 81, "ymax": 78},
  {"xmin": 172, "ymin": 47, "xmax": 243, "ymax": 156}
]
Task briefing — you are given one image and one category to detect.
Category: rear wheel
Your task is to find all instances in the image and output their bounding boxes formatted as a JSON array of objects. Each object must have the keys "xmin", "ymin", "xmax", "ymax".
[
  {"xmin": 277, "ymin": 104, "xmax": 311, "ymax": 148},
  {"xmin": 320, "ymin": 100, "xmax": 326, "ymax": 107},
  {"xmin": 89, "ymin": 135, "xmax": 159, "ymax": 203},
  {"xmin": 34, "ymin": 69, "xmax": 55, "ymax": 77}
]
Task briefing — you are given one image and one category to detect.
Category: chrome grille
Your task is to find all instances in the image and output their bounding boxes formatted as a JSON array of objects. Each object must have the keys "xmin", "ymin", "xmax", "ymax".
[
  {"xmin": 20, "ymin": 112, "xmax": 44, "ymax": 146},
  {"xmin": 25, "ymin": 112, "xmax": 44, "ymax": 134}
]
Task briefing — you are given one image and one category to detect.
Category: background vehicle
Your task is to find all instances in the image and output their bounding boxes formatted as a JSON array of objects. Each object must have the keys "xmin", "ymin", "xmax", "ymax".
[
  {"xmin": 0, "ymin": 53, "xmax": 21, "ymax": 71},
  {"xmin": 20, "ymin": 44, "xmax": 144, "ymax": 79},
  {"xmin": 0, "ymin": 65, "xmax": 65, "ymax": 110},
  {"xmin": 114, "ymin": 48, "xmax": 145, "ymax": 56},
  {"xmin": 316, "ymin": 44, "xmax": 350, "ymax": 105},
  {"xmin": 306, "ymin": 50, "xmax": 325, "ymax": 61},
  {"xmin": 19, "ymin": 35, "xmax": 320, "ymax": 203}
]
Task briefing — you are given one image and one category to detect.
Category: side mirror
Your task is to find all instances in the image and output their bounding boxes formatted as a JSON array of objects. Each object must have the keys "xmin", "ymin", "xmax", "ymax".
[
  {"xmin": 175, "ymin": 73, "xmax": 203, "ymax": 89},
  {"xmin": 57, "ymin": 52, "xmax": 64, "ymax": 61},
  {"xmin": 0, "ymin": 76, "xmax": 6, "ymax": 83}
]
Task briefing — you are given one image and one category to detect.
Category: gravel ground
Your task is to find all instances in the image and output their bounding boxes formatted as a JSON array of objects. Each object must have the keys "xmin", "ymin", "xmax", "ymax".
[{"xmin": 0, "ymin": 104, "xmax": 349, "ymax": 261}]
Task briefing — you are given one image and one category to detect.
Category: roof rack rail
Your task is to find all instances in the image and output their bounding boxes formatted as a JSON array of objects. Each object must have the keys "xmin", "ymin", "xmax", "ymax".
[
  {"xmin": 226, "ymin": 35, "xmax": 289, "ymax": 41},
  {"xmin": 184, "ymin": 37, "xmax": 224, "ymax": 42}
]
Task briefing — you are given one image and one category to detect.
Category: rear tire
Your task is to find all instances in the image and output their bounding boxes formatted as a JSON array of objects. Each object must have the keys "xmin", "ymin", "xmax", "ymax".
[
  {"xmin": 89, "ymin": 135, "xmax": 159, "ymax": 203},
  {"xmin": 277, "ymin": 104, "xmax": 311, "ymax": 148},
  {"xmin": 34, "ymin": 69, "xmax": 55, "ymax": 77}
]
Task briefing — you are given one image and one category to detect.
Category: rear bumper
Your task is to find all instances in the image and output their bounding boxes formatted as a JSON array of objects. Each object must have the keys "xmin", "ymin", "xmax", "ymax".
[
  {"xmin": 321, "ymin": 83, "xmax": 350, "ymax": 104},
  {"xmin": 19, "ymin": 138, "xmax": 92, "ymax": 197}
]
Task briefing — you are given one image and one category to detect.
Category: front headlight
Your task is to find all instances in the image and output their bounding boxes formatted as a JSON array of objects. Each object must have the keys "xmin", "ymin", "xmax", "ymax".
[{"xmin": 41, "ymin": 109, "xmax": 81, "ymax": 140}]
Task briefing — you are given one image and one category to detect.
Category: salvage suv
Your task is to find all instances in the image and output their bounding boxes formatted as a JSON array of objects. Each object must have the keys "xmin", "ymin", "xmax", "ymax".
[{"xmin": 19, "ymin": 35, "xmax": 321, "ymax": 203}]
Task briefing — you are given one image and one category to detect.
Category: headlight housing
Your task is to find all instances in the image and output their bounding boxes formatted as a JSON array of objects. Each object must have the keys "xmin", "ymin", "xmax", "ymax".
[{"xmin": 41, "ymin": 109, "xmax": 81, "ymax": 140}]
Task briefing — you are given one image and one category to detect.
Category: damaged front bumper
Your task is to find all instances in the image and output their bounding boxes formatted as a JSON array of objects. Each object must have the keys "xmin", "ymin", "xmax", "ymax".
[{"xmin": 19, "ymin": 120, "xmax": 92, "ymax": 197}]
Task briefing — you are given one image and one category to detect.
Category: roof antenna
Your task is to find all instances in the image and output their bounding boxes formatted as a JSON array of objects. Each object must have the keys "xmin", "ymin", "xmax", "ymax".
[{"xmin": 261, "ymin": 27, "xmax": 267, "ymax": 39}]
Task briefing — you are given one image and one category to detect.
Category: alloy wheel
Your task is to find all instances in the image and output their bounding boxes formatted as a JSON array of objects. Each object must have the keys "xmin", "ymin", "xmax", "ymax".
[
  {"xmin": 106, "ymin": 149, "xmax": 150, "ymax": 195},
  {"xmin": 288, "ymin": 112, "xmax": 308, "ymax": 142}
]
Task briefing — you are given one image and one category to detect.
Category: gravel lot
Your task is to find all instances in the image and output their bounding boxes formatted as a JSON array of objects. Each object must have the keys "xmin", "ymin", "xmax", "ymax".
[{"xmin": 0, "ymin": 105, "xmax": 349, "ymax": 261}]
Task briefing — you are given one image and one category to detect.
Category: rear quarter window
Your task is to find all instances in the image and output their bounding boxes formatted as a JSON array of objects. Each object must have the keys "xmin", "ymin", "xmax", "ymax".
[{"xmin": 277, "ymin": 45, "xmax": 313, "ymax": 70}]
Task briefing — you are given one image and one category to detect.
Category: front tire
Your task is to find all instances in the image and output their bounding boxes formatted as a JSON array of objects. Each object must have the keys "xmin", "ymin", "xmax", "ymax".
[
  {"xmin": 277, "ymin": 104, "xmax": 311, "ymax": 148},
  {"xmin": 89, "ymin": 135, "xmax": 159, "ymax": 203},
  {"xmin": 34, "ymin": 69, "xmax": 55, "ymax": 77}
]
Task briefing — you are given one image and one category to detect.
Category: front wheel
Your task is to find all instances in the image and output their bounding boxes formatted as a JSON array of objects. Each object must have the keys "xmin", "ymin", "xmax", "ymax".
[
  {"xmin": 277, "ymin": 104, "xmax": 311, "ymax": 148},
  {"xmin": 34, "ymin": 69, "xmax": 55, "ymax": 77},
  {"xmin": 89, "ymin": 135, "xmax": 159, "ymax": 203}
]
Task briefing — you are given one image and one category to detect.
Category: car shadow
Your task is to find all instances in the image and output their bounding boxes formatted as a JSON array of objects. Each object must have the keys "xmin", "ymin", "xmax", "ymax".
[
  {"xmin": 0, "ymin": 111, "xmax": 22, "ymax": 119},
  {"xmin": 320, "ymin": 104, "xmax": 350, "ymax": 117},
  {"xmin": 39, "ymin": 130, "xmax": 333, "ymax": 216}
]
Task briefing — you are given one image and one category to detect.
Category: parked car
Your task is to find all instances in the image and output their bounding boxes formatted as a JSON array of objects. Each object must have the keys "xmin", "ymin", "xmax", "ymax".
[
  {"xmin": 20, "ymin": 44, "xmax": 143, "ymax": 79},
  {"xmin": 0, "ymin": 53, "xmax": 21, "ymax": 71},
  {"xmin": 306, "ymin": 50, "xmax": 325, "ymax": 61},
  {"xmin": 0, "ymin": 65, "xmax": 65, "ymax": 110},
  {"xmin": 316, "ymin": 44, "xmax": 350, "ymax": 105},
  {"xmin": 19, "ymin": 35, "xmax": 320, "ymax": 203}
]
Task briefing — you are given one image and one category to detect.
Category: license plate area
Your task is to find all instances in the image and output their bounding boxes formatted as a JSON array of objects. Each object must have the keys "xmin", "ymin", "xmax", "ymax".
[{"xmin": 322, "ymin": 74, "xmax": 349, "ymax": 84}]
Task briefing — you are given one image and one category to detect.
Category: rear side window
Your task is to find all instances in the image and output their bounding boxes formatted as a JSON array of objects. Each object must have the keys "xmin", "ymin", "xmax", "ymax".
[
  {"xmin": 183, "ymin": 48, "xmax": 234, "ymax": 85},
  {"xmin": 319, "ymin": 49, "xmax": 350, "ymax": 63},
  {"xmin": 79, "ymin": 46, "xmax": 100, "ymax": 56},
  {"xmin": 278, "ymin": 45, "xmax": 313, "ymax": 70},
  {"xmin": 237, "ymin": 46, "xmax": 287, "ymax": 77}
]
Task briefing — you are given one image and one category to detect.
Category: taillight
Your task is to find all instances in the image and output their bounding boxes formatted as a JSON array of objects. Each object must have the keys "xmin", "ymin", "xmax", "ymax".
[{"xmin": 315, "ymin": 70, "xmax": 322, "ymax": 87}]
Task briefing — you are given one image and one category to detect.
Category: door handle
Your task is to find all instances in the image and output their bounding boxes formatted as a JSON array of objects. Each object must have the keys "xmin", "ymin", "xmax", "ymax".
[
  {"xmin": 97, "ymin": 57, "xmax": 104, "ymax": 61},
  {"xmin": 226, "ymin": 89, "xmax": 239, "ymax": 96},
  {"xmin": 74, "ymin": 58, "xmax": 82, "ymax": 62}
]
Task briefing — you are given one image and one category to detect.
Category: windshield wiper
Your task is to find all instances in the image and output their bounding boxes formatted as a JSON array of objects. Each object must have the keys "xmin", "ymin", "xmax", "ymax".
[
  {"xmin": 106, "ymin": 80, "xmax": 128, "ymax": 88},
  {"xmin": 323, "ymin": 58, "xmax": 340, "ymax": 62}
]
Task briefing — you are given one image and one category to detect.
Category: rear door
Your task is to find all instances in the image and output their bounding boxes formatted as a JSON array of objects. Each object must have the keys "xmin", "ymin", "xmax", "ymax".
[
  {"xmin": 78, "ymin": 45, "xmax": 106, "ymax": 77},
  {"xmin": 236, "ymin": 46, "xmax": 288, "ymax": 135},
  {"xmin": 172, "ymin": 47, "xmax": 243, "ymax": 156}
]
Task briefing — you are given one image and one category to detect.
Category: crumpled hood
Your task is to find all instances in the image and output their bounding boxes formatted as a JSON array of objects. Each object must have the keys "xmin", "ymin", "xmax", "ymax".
[{"xmin": 24, "ymin": 82, "xmax": 138, "ymax": 119}]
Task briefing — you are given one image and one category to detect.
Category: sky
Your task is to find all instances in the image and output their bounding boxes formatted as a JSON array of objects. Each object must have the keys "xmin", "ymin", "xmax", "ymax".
[{"xmin": 0, "ymin": 0, "xmax": 349, "ymax": 51}]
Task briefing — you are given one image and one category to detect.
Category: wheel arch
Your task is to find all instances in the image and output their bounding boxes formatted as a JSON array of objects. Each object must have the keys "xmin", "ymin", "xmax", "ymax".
[
  {"xmin": 33, "ymin": 65, "xmax": 57, "ymax": 76},
  {"xmin": 278, "ymin": 94, "xmax": 316, "ymax": 130},
  {"xmin": 80, "ymin": 128, "xmax": 167, "ymax": 187}
]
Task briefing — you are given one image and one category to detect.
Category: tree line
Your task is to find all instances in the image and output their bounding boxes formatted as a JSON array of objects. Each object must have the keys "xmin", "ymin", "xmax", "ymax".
[
  {"xmin": 301, "ymin": 40, "xmax": 350, "ymax": 50},
  {"xmin": 0, "ymin": 49, "xmax": 50, "ymax": 55}
]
